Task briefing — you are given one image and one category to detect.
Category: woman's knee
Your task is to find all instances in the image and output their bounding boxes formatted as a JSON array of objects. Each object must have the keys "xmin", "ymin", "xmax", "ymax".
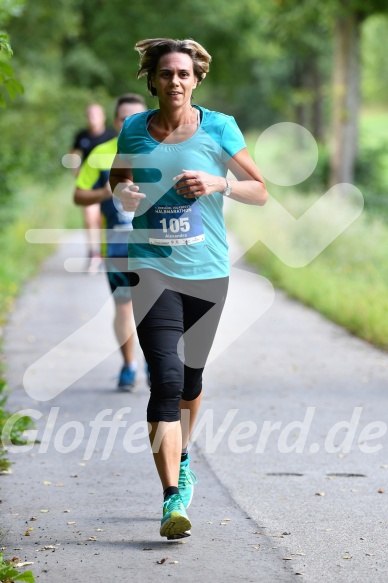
[{"xmin": 147, "ymin": 391, "xmax": 181, "ymax": 422}]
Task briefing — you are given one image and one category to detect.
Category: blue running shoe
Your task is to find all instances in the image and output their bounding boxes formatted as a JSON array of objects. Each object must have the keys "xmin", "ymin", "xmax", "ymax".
[
  {"xmin": 118, "ymin": 365, "xmax": 136, "ymax": 392},
  {"xmin": 178, "ymin": 454, "xmax": 198, "ymax": 509},
  {"xmin": 160, "ymin": 494, "xmax": 192, "ymax": 539}
]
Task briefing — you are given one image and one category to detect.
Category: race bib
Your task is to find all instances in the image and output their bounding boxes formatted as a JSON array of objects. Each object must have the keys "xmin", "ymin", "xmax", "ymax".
[{"xmin": 148, "ymin": 203, "xmax": 205, "ymax": 246}]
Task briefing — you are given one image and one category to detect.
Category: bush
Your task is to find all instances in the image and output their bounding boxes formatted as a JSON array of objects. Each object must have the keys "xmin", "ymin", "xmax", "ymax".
[{"xmin": 296, "ymin": 141, "xmax": 388, "ymax": 201}]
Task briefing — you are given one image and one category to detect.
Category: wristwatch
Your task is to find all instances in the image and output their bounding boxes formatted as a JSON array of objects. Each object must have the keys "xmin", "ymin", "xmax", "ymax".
[{"xmin": 222, "ymin": 177, "xmax": 232, "ymax": 197}]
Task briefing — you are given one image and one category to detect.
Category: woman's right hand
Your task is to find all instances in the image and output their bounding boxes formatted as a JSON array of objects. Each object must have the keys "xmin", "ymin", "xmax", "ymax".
[{"xmin": 114, "ymin": 183, "xmax": 146, "ymax": 212}]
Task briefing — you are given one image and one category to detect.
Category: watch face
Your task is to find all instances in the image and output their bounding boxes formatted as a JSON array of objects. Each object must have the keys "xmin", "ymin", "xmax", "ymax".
[{"xmin": 223, "ymin": 179, "xmax": 231, "ymax": 196}]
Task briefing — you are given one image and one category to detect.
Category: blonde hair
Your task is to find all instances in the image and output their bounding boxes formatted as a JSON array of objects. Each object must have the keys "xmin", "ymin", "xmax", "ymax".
[{"xmin": 135, "ymin": 38, "xmax": 211, "ymax": 96}]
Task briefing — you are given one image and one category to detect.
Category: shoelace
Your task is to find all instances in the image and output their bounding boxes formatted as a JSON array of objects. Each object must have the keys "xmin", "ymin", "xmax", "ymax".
[
  {"xmin": 163, "ymin": 494, "xmax": 184, "ymax": 514},
  {"xmin": 178, "ymin": 465, "xmax": 198, "ymax": 489}
]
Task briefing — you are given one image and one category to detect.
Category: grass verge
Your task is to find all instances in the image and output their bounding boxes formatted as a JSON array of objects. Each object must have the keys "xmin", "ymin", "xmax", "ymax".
[
  {"xmin": 0, "ymin": 377, "xmax": 35, "ymax": 472},
  {"xmin": 226, "ymin": 190, "xmax": 388, "ymax": 350},
  {"xmin": 0, "ymin": 172, "xmax": 80, "ymax": 468},
  {"xmin": 0, "ymin": 173, "xmax": 79, "ymax": 581},
  {"xmin": 0, "ymin": 173, "xmax": 81, "ymax": 323}
]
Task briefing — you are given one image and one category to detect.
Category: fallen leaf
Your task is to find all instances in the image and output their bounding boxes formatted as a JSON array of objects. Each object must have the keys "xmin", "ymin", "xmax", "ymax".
[
  {"xmin": 378, "ymin": 489, "xmax": 384, "ymax": 494},
  {"xmin": 283, "ymin": 557, "xmax": 293, "ymax": 560},
  {"xmin": 67, "ymin": 521, "xmax": 76, "ymax": 525},
  {"xmin": 24, "ymin": 531, "xmax": 30, "ymax": 536},
  {"xmin": 170, "ymin": 560, "xmax": 179, "ymax": 564},
  {"xmin": 157, "ymin": 557, "xmax": 168, "ymax": 564},
  {"xmin": 87, "ymin": 537, "xmax": 97, "ymax": 541},
  {"xmin": 55, "ymin": 483, "xmax": 64, "ymax": 487},
  {"xmin": 40, "ymin": 510, "xmax": 49, "ymax": 513},
  {"xmin": 43, "ymin": 481, "xmax": 51, "ymax": 486},
  {"xmin": 95, "ymin": 528, "xmax": 103, "ymax": 532},
  {"xmin": 38, "ymin": 546, "xmax": 57, "ymax": 551},
  {"xmin": 0, "ymin": 469, "xmax": 13, "ymax": 475},
  {"xmin": 315, "ymin": 492, "xmax": 326, "ymax": 496},
  {"xmin": 342, "ymin": 556, "xmax": 351, "ymax": 560},
  {"xmin": 30, "ymin": 517, "xmax": 37, "ymax": 521},
  {"xmin": 365, "ymin": 553, "xmax": 375, "ymax": 556},
  {"xmin": 222, "ymin": 518, "xmax": 232, "ymax": 521}
]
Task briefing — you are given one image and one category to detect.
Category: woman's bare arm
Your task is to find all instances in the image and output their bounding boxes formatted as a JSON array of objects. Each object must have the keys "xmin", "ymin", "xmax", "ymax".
[{"xmin": 109, "ymin": 153, "xmax": 146, "ymax": 212}]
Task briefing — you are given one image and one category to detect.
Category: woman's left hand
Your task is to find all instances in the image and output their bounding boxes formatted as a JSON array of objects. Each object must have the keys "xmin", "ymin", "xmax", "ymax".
[{"xmin": 173, "ymin": 169, "xmax": 225, "ymax": 198}]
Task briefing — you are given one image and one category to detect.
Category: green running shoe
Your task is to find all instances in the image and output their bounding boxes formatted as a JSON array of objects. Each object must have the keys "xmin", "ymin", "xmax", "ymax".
[
  {"xmin": 160, "ymin": 494, "xmax": 192, "ymax": 539},
  {"xmin": 178, "ymin": 455, "xmax": 198, "ymax": 508}
]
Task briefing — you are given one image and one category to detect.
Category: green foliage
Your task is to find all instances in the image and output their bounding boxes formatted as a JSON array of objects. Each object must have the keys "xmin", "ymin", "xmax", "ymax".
[
  {"xmin": 1, "ymin": 0, "xmax": 386, "ymax": 184},
  {"xmin": 0, "ymin": 552, "xmax": 35, "ymax": 582},
  {"xmin": 0, "ymin": 30, "xmax": 23, "ymax": 106},
  {"xmin": 0, "ymin": 1, "xmax": 25, "ymax": 106},
  {"xmin": 0, "ymin": 378, "xmax": 35, "ymax": 471},
  {"xmin": 0, "ymin": 0, "xmax": 25, "ymax": 25},
  {"xmin": 0, "ymin": 174, "xmax": 81, "ymax": 321},
  {"xmin": 0, "ymin": 57, "xmax": 23, "ymax": 106},
  {"xmin": 295, "ymin": 141, "xmax": 388, "ymax": 198},
  {"xmin": 362, "ymin": 14, "xmax": 388, "ymax": 105},
  {"xmin": 0, "ymin": 32, "xmax": 13, "ymax": 57}
]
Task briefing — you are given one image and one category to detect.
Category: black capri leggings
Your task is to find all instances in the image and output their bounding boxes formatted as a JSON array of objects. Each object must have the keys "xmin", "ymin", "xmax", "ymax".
[{"xmin": 129, "ymin": 269, "xmax": 229, "ymax": 422}]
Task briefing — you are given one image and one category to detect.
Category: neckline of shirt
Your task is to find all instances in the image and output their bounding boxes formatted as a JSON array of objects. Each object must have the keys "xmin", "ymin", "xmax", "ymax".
[{"xmin": 144, "ymin": 105, "xmax": 203, "ymax": 147}]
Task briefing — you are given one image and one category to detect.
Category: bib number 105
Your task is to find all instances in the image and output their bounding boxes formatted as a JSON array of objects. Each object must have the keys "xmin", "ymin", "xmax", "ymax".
[{"xmin": 159, "ymin": 217, "xmax": 190, "ymax": 234}]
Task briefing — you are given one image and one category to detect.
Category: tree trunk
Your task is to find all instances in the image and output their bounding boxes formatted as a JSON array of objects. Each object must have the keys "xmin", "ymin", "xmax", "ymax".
[
  {"xmin": 329, "ymin": 12, "xmax": 361, "ymax": 187},
  {"xmin": 310, "ymin": 60, "xmax": 325, "ymax": 143},
  {"xmin": 293, "ymin": 59, "xmax": 309, "ymax": 131}
]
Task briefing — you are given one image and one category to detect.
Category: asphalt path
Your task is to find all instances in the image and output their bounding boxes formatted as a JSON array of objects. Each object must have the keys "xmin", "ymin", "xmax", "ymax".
[{"xmin": 1, "ymin": 231, "xmax": 388, "ymax": 582}]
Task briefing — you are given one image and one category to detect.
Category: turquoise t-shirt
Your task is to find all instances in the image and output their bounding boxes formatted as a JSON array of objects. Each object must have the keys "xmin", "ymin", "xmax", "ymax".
[{"xmin": 116, "ymin": 105, "xmax": 246, "ymax": 280}]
